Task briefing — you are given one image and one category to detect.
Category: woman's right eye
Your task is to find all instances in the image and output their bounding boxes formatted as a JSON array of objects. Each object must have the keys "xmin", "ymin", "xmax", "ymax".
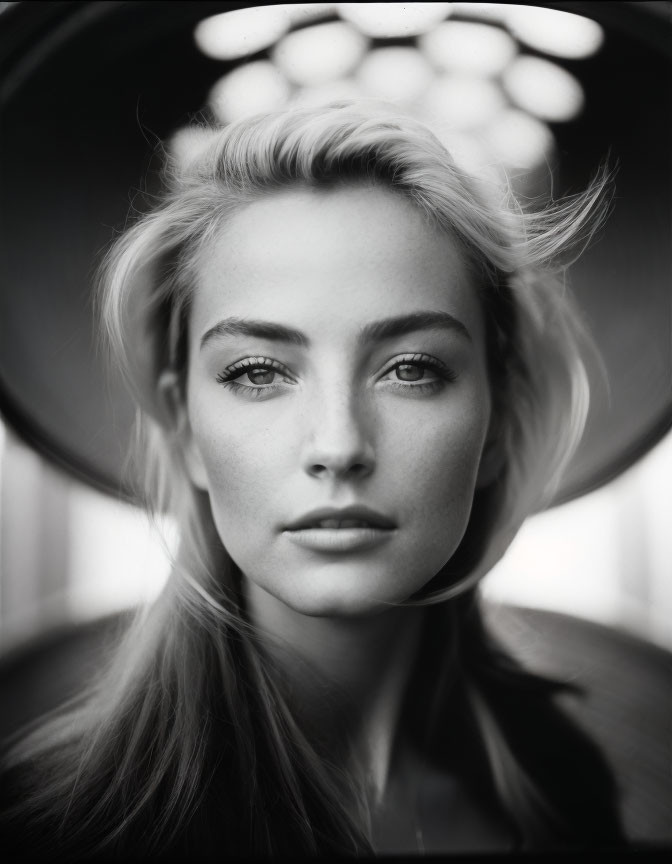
[
  {"xmin": 216, "ymin": 357, "xmax": 295, "ymax": 398},
  {"xmin": 241, "ymin": 368, "xmax": 277, "ymax": 386}
]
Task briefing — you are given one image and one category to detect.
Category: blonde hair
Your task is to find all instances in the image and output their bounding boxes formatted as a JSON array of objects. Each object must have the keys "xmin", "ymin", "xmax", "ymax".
[
  {"xmin": 3, "ymin": 100, "xmax": 616, "ymax": 855},
  {"xmin": 102, "ymin": 99, "xmax": 606, "ymax": 597}
]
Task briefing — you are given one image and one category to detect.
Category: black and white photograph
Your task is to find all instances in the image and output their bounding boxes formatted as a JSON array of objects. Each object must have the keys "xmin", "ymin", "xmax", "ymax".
[{"xmin": 0, "ymin": 2, "xmax": 670, "ymax": 859}]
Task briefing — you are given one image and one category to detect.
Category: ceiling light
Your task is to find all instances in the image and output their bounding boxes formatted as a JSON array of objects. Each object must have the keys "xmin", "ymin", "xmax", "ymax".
[
  {"xmin": 483, "ymin": 108, "xmax": 554, "ymax": 169},
  {"xmin": 449, "ymin": 3, "xmax": 509, "ymax": 24},
  {"xmin": 357, "ymin": 47, "xmax": 434, "ymax": 103},
  {"xmin": 506, "ymin": 6, "xmax": 604, "ymax": 59},
  {"xmin": 419, "ymin": 21, "xmax": 517, "ymax": 77},
  {"xmin": 433, "ymin": 128, "xmax": 500, "ymax": 181},
  {"xmin": 283, "ymin": 4, "xmax": 338, "ymax": 26},
  {"xmin": 273, "ymin": 21, "xmax": 368, "ymax": 86},
  {"xmin": 290, "ymin": 78, "xmax": 364, "ymax": 108},
  {"xmin": 194, "ymin": 6, "xmax": 291, "ymax": 61},
  {"xmin": 338, "ymin": 2, "xmax": 452, "ymax": 38},
  {"xmin": 167, "ymin": 126, "xmax": 215, "ymax": 171},
  {"xmin": 209, "ymin": 62, "xmax": 292, "ymax": 124},
  {"xmin": 503, "ymin": 56, "xmax": 584, "ymax": 122},
  {"xmin": 421, "ymin": 75, "xmax": 506, "ymax": 131}
]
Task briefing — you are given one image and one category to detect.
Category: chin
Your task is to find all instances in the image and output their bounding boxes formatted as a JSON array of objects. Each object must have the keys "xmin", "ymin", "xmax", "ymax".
[
  {"xmin": 282, "ymin": 593, "xmax": 392, "ymax": 620},
  {"xmin": 272, "ymin": 564, "xmax": 423, "ymax": 619}
]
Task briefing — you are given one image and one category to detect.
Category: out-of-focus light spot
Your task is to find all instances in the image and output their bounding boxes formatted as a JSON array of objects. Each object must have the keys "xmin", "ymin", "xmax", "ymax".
[
  {"xmin": 503, "ymin": 56, "xmax": 584, "ymax": 122},
  {"xmin": 167, "ymin": 126, "xmax": 215, "ymax": 172},
  {"xmin": 209, "ymin": 62, "xmax": 291, "ymax": 123},
  {"xmin": 483, "ymin": 108, "xmax": 554, "ymax": 169},
  {"xmin": 68, "ymin": 491, "xmax": 173, "ymax": 621},
  {"xmin": 506, "ymin": 5, "xmax": 604, "ymax": 59},
  {"xmin": 291, "ymin": 78, "xmax": 364, "ymax": 108},
  {"xmin": 357, "ymin": 47, "xmax": 433, "ymax": 103},
  {"xmin": 421, "ymin": 75, "xmax": 506, "ymax": 131},
  {"xmin": 283, "ymin": 3, "xmax": 338, "ymax": 26},
  {"xmin": 419, "ymin": 21, "xmax": 517, "ymax": 77},
  {"xmin": 432, "ymin": 128, "xmax": 500, "ymax": 181},
  {"xmin": 194, "ymin": 6, "xmax": 291, "ymax": 61},
  {"xmin": 273, "ymin": 21, "xmax": 367, "ymax": 86},
  {"xmin": 450, "ymin": 3, "xmax": 509, "ymax": 23},
  {"xmin": 338, "ymin": 2, "xmax": 452, "ymax": 37}
]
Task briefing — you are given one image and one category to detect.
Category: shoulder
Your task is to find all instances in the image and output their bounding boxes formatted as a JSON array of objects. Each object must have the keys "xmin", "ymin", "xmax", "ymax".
[{"xmin": 485, "ymin": 603, "xmax": 672, "ymax": 845}]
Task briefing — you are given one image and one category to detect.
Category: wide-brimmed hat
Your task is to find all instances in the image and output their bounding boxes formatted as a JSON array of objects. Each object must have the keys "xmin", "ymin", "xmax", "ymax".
[{"xmin": 0, "ymin": 2, "xmax": 670, "ymax": 505}]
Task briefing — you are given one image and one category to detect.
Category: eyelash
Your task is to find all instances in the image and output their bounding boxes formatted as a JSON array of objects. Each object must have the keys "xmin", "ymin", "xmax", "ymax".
[
  {"xmin": 216, "ymin": 353, "xmax": 457, "ymax": 398},
  {"xmin": 216, "ymin": 356, "xmax": 294, "ymax": 399},
  {"xmin": 379, "ymin": 354, "xmax": 457, "ymax": 394}
]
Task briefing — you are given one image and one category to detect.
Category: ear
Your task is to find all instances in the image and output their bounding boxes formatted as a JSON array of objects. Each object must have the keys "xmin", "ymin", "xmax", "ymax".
[{"xmin": 157, "ymin": 370, "xmax": 209, "ymax": 491}]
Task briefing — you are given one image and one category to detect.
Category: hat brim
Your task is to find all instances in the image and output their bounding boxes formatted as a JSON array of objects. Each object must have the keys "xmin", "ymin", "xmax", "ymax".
[{"xmin": 0, "ymin": 2, "xmax": 670, "ymax": 506}]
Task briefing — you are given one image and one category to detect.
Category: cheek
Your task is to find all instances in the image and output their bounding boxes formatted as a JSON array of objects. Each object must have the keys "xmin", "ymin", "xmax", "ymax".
[
  {"xmin": 403, "ymin": 387, "xmax": 488, "ymax": 460},
  {"xmin": 187, "ymin": 399, "xmax": 299, "ymax": 548},
  {"xmin": 387, "ymin": 397, "xmax": 490, "ymax": 530},
  {"xmin": 421, "ymin": 418, "xmax": 485, "ymax": 494}
]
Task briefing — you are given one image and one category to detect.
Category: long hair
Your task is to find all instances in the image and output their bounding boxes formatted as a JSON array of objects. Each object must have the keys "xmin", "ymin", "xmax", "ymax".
[{"xmin": 1, "ymin": 100, "xmax": 622, "ymax": 856}]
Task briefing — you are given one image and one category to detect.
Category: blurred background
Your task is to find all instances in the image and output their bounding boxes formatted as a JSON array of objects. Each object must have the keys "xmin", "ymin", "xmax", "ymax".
[
  {"xmin": 2, "ymin": 419, "xmax": 671, "ymax": 651},
  {"xmin": 0, "ymin": 2, "xmax": 670, "ymax": 654}
]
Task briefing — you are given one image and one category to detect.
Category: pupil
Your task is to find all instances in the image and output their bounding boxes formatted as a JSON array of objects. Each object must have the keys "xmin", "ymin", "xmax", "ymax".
[
  {"xmin": 248, "ymin": 368, "xmax": 275, "ymax": 385},
  {"xmin": 396, "ymin": 364, "xmax": 424, "ymax": 382}
]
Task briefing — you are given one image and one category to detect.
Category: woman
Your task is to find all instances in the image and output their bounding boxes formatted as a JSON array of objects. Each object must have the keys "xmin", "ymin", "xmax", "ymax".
[{"xmin": 0, "ymin": 100, "xmax": 624, "ymax": 857}]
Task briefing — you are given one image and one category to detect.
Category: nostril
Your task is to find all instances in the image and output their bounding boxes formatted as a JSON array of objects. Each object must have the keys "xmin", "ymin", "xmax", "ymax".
[{"xmin": 307, "ymin": 460, "xmax": 372, "ymax": 479}]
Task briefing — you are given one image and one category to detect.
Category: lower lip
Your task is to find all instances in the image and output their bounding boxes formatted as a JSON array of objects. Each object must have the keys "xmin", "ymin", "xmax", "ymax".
[{"xmin": 283, "ymin": 527, "xmax": 395, "ymax": 553}]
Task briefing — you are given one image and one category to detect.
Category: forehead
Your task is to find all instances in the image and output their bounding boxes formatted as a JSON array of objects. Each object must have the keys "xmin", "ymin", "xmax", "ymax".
[{"xmin": 190, "ymin": 184, "xmax": 485, "ymax": 344}]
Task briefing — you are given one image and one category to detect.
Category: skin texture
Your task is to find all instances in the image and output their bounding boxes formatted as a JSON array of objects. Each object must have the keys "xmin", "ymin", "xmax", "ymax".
[
  {"xmin": 171, "ymin": 183, "xmax": 499, "ymax": 817},
  {"xmin": 182, "ymin": 184, "xmax": 493, "ymax": 621}
]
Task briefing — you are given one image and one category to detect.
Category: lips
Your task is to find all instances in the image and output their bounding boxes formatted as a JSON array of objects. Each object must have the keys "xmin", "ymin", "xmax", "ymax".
[
  {"xmin": 283, "ymin": 506, "xmax": 396, "ymax": 553},
  {"xmin": 284, "ymin": 506, "xmax": 396, "ymax": 532},
  {"xmin": 310, "ymin": 518, "xmax": 374, "ymax": 529}
]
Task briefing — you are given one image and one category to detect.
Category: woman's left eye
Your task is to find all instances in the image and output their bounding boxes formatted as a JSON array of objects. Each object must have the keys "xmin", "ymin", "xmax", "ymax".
[
  {"xmin": 393, "ymin": 363, "xmax": 429, "ymax": 382},
  {"xmin": 379, "ymin": 355, "xmax": 455, "ymax": 391}
]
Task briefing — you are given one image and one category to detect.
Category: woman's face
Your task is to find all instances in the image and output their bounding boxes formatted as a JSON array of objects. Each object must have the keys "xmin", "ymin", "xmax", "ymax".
[{"xmin": 182, "ymin": 184, "xmax": 492, "ymax": 617}]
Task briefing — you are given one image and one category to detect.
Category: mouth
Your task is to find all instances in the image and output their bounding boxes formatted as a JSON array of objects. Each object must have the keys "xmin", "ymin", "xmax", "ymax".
[
  {"xmin": 284, "ymin": 506, "xmax": 396, "ymax": 532},
  {"xmin": 282, "ymin": 506, "xmax": 396, "ymax": 553}
]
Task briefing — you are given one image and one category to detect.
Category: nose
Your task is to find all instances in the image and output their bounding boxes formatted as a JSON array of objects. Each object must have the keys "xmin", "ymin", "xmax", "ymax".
[{"xmin": 301, "ymin": 385, "xmax": 375, "ymax": 481}]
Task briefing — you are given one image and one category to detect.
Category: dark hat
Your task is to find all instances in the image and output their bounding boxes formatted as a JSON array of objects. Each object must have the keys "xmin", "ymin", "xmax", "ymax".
[{"xmin": 0, "ymin": 2, "xmax": 670, "ymax": 505}]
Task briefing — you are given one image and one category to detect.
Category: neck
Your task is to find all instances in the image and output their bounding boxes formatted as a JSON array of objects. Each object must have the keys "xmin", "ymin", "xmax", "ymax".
[{"xmin": 244, "ymin": 580, "xmax": 425, "ymax": 801}]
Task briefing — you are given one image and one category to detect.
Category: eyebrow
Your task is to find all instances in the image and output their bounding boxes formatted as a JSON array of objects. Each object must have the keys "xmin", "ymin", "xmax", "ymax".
[
  {"xmin": 200, "ymin": 311, "xmax": 471, "ymax": 350},
  {"xmin": 360, "ymin": 311, "xmax": 472, "ymax": 344},
  {"xmin": 201, "ymin": 318, "xmax": 309, "ymax": 349}
]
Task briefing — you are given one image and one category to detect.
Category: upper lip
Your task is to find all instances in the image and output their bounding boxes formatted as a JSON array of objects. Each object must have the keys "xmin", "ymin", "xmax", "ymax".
[{"xmin": 284, "ymin": 506, "xmax": 396, "ymax": 531}]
